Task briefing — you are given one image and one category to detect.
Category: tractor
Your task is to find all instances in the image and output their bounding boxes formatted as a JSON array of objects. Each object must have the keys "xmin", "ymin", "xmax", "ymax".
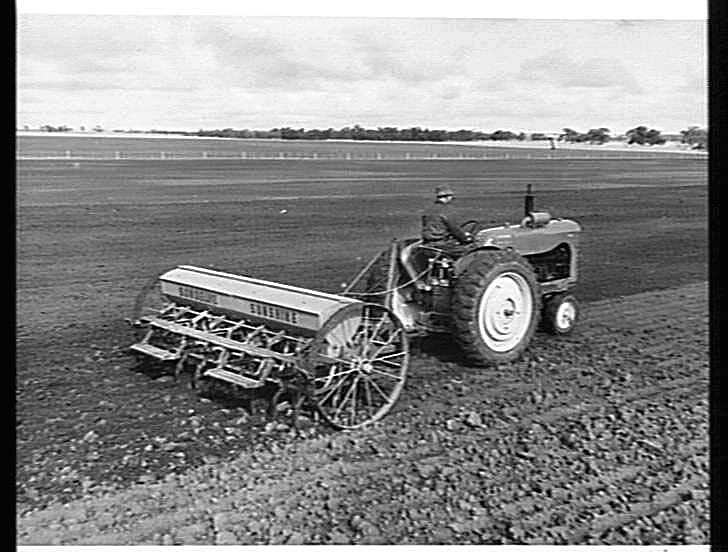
[
  {"xmin": 345, "ymin": 184, "xmax": 581, "ymax": 366},
  {"xmin": 129, "ymin": 185, "xmax": 580, "ymax": 430}
]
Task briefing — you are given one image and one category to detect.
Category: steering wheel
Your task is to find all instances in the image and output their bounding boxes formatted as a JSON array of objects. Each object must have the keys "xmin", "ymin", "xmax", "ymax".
[{"xmin": 460, "ymin": 219, "xmax": 483, "ymax": 236}]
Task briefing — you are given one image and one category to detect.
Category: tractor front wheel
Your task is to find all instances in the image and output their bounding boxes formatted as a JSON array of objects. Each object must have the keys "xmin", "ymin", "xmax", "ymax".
[
  {"xmin": 542, "ymin": 292, "xmax": 579, "ymax": 335},
  {"xmin": 452, "ymin": 250, "xmax": 540, "ymax": 365}
]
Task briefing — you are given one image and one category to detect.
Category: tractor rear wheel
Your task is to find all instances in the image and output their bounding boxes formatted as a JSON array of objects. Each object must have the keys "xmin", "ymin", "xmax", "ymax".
[{"xmin": 452, "ymin": 250, "xmax": 540, "ymax": 365}]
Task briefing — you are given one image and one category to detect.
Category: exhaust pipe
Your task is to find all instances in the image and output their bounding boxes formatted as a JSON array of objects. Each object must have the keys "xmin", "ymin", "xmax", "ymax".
[{"xmin": 524, "ymin": 184, "xmax": 534, "ymax": 217}]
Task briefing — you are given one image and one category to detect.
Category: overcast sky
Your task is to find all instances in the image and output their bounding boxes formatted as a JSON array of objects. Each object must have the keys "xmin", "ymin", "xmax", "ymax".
[{"xmin": 16, "ymin": 15, "xmax": 706, "ymax": 133}]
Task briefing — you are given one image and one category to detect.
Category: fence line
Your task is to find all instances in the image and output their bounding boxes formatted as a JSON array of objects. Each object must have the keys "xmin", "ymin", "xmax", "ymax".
[{"xmin": 15, "ymin": 150, "xmax": 707, "ymax": 162}]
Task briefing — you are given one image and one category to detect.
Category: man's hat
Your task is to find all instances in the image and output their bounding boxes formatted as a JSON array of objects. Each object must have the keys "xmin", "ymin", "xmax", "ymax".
[{"xmin": 436, "ymin": 185, "xmax": 454, "ymax": 197}]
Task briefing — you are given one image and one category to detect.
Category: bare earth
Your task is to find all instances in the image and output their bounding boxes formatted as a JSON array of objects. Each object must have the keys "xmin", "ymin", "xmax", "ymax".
[
  {"xmin": 17, "ymin": 283, "xmax": 708, "ymax": 545},
  {"xmin": 15, "ymin": 148, "xmax": 708, "ymax": 544}
]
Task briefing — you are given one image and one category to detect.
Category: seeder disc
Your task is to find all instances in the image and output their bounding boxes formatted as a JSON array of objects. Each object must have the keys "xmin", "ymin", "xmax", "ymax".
[
  {"xmin": 132, "ymin": 271, "xmax": 174, "ymax": 322},
  {"xmin": 303, "ymin": 302, "xmax": 409, "ymax": 430}
]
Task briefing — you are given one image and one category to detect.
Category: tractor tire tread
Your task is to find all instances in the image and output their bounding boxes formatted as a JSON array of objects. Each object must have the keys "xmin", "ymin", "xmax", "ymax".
[{"xmin": 451, "ymin": 249, "xmax": 541, "ymax": 366}]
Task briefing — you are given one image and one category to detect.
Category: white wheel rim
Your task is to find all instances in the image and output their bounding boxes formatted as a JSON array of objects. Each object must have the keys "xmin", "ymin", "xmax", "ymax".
[
  {"xmin": 477, "ymin": 271, "xmax": 533, "ymax": 353},
  {"xmin": 318, "ymin": 314, "xmax": 362, "ymax": 389},
  {"xmin": 311, "ymin": 305, "xmax": 408, "ymax": 428},
  {"xmin": 555, "ymin": 300, "xmax": 576, "ymax": 330}
]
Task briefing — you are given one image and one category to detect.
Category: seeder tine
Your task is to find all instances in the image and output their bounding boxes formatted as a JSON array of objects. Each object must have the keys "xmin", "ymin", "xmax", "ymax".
[
  {"xmin": 130, "ymin": 342, "xmax": 180, "ymax": 362},
  {"xmin": 242, "ymin": 324, "xmax": 267, "ymax": 343},
  {"xmin": 258, "ymin": 357, "xmax": 274, "ymax": 380},
  {"xmin": 267, "ymin": 330, "xmax": 287, "ymax": 347},
  {"xmin": 203, "ymin": 367, "xmax": 264, "ymax": 389},
  {"xmin": 173, "ymin": 352, "xmax": 188, "ymax": 381}
]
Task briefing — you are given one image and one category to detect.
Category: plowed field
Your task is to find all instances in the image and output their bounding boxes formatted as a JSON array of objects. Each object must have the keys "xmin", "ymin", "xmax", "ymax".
[
  {"xmin": 16, "ymin": 151, "xmax": 708, "ymax": 544},
  {"xmin": 16, "ymin": 284, "xmax": 709, "ymax": 544}
]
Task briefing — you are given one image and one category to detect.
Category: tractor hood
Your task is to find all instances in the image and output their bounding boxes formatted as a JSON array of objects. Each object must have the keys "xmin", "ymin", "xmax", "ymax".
[{"xmin": 474, "ymin": 218, "xmax": 581, "ymax": 256}]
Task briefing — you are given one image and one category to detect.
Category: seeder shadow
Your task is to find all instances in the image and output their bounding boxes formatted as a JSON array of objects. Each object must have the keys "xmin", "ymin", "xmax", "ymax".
[
  {"xmin": 128, "ymin": 352, "xmax": 316, "ymax": 427},
  {"xmin": 129, "ymin": 355, "xmax": 262, "ymax": 408}
]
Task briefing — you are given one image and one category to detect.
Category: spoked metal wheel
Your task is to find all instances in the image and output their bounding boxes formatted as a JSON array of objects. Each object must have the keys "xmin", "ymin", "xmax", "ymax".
[
  {"xmin": 132, "ymin": 272, "xmax": 173, "ymax": 323},
  {"xmin": 477, "ymin": 271, "xmax": 534, "ymax": 353},
  {"xmin": 303, "ymin": 302, "xmax": 409, "ymax": 430},
  {"xmin": 131, "ymin": 272, "xmax": 175, "ymax": 339}
]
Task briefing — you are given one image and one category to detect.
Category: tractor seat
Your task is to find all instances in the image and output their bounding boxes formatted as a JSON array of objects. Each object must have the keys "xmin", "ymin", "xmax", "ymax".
[
  {"xmin": 400, "ymin": 240, "xmax": 454, "ymax": 289},
  {"xmin": 400, "ymin": 240, "xmax": 425, "ymax": 283}
]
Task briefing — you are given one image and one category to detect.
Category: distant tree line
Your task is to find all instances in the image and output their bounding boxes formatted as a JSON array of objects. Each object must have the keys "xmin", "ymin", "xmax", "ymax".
[
  {"xmin": 558, "ymin": 126, "xmax": 665, "ymax": 145},
  {"xmin": 27, "ymin": 123, "xmax": 707, "ymax": 148},
  {"xmin": 557, "ymin": 126, "xmax": 707, "ymax": 149},
  {"xmin": 625, "ymin": 126, "xmax": 666, "ymax": 146},
  {"xmin": 559, "ymin": 127, "xmax": 612, "ymax": 144},
  {"xmin": 193, "ymin": 125, "xmax": 502, "ymax": 142},
  {"xmin": 38, "ymin": 124, "xmax": 74, "ymax": 132},
  {"xmin": 679, "ymin": 126, "xmax": 708, "ymax": 150},
  {"xmin": 191, "ymin": 125, "xmax": 705, "ymax": 147}
]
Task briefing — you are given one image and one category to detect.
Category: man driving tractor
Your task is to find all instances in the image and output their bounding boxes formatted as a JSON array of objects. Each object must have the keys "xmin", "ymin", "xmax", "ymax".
[{"xmin": 421, "ymin": 185, "xmax": 474, "ymax": 257}]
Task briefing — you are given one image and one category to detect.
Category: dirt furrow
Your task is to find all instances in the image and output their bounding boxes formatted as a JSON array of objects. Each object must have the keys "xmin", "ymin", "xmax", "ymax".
[
  {"xmin": 583, "ymin": 294, "xmax": 706, "ymax": 327},
  {"xmin": 16, "ymin": 281, "xmax": 709, "ymax": 545},
  {"xmin": 418, "ymin": 449, "xmax": 706, "ymax": 543},
  {"xmin": 589, "ymin": 493, "xmax": 710, "ymax": 544},
  {"xmin": 569, "ymin": 476, "xmax": 708, "ymax": 544},
  {"xmin": 17, "ymin": 372, "xmax": 707, "ymax": 544},
  {"xmin": 583, "ymin": 300, "xmax": 706, "ymax": 321},
  {"xmin": 364, "ymin": 388, "xmax": 707, "ymax": 542},
  {"xmin": 573, "ymin": 316, "xmax": 707, "ymax": 341}
]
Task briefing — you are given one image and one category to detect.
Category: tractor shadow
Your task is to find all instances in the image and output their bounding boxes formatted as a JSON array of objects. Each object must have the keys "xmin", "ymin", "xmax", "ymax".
[
  {"xmin": 414, "ymin": 333, "xmax": 470, "ymax": 365},
  {"xmin": 411, "ymin": 328, "xmax": 557, "ymax": 391},
  {"xmin": 414, "ymin": 326, "xmax": 556, "ymax": 366}
]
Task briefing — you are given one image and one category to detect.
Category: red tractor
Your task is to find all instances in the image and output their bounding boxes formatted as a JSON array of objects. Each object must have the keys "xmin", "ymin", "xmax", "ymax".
[{"xmin": 344, "ymin": 184, "xmax": 581, "ymax": 366}]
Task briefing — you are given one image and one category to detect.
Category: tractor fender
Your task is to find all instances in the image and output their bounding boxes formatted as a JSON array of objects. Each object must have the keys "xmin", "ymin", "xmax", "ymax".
[{"xmin": 453, "ymin": 246, "xmax": 504, "ymax": 276}]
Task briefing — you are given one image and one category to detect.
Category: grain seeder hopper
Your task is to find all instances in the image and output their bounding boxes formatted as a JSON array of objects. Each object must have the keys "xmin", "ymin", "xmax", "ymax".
[
  {"xmin": 130, "ymin": 265, "xmax": 408, "ymax": 429},
  {"xmin": 130, "ymin": 186, "xmax": 580, "ymax": 429}
]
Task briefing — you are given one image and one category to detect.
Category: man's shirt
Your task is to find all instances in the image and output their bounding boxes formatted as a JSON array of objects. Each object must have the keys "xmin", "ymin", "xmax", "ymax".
[{"xmin": 421, "ymin": 201, "xmax": 470, "ymax": 243}]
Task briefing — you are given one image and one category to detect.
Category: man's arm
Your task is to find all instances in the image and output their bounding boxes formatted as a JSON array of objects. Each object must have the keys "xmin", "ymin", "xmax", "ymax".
[{"xmin": 441, "ymin": 212, "xmax": 472, "ymax": 243}]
